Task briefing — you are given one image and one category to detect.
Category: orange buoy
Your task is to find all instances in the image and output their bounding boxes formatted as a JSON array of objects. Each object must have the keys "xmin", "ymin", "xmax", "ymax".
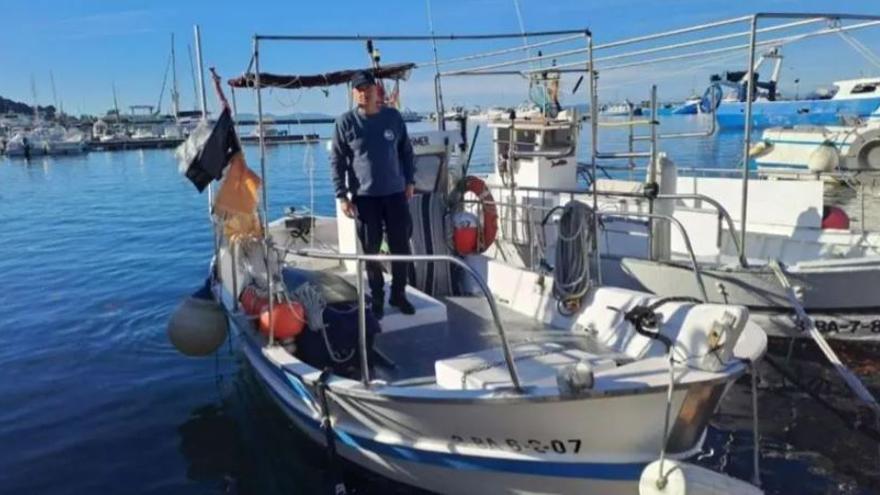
[{"xmin": 259, "ymin": 301, "xmax": 306, "ymax": 340}]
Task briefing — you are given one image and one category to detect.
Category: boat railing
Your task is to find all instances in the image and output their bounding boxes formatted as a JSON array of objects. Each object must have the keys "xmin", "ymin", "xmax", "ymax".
[
  {"xmin": 294, "ymin": 249, "xmax": 524, "ymax": 392},
  {"xmin": 593, "ymin": 165, "xmax": 751, "ymax": 178},
  {"xmin": 461, "ymin": 196, "xmax": 711, "ymax": 302},
  {"xmin": 497, "ymin": 184, "xmax": 746, "ymax": 267}
]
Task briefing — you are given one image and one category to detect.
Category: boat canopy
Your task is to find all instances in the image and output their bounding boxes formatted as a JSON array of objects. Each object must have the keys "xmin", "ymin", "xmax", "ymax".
[{"xmin": 228, "ymin": 63, "xmax": 416, "ymax": 89}]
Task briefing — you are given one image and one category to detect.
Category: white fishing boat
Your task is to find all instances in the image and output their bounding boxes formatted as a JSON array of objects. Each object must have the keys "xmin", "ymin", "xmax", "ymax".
[
  {"xmin": 169, "ymin": 27, "xmax": 769, "ymax": 495},
  {"xmin": 4, "ymin": 132, "xmax": 32, "ymax": 157},
  {"xmin": 44, "ymin": 126, "xmax": 87, "ymax": 155},
  {"xmin": 600, "ymin": 101, "xmax": 640, "ymax": 117},
  {"xmin": 92, "ymin": 119, "xmax": 129, "ymax": 143},
  {"xmin": 3, "ymin": 129, "xmax": 48, "ymax": 157},
  {"xmin": 754, "ymin": 105, "xmax": 880, "ymax": 175},
  {"xmin": 131, "ymin": 127, "xmax": 159, "ymax": 140},
  {"xmin": 517, "ymin": 13, "xmax": 880, "ymax": 341}
]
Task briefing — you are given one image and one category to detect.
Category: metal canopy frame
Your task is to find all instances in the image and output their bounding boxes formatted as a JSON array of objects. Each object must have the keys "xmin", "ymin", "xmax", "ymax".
[{"xmin": 236, "ymin": 27, "xmax": 594, "ymax": 391}]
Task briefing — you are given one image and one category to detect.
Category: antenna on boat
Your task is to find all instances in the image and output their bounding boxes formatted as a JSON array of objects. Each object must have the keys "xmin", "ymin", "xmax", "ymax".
[
  {"xmin": 424, "ymin": 0, "xmax": 446, "ymax": 130},
  {"xmin": 512, "ymin": 0, "xmax": 531, "ymax": 60}
]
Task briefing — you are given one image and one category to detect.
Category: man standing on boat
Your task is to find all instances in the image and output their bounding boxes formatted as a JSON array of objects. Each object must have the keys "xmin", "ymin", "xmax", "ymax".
[{"xmin": 331, "ymin": 70, "xmax": 416, "ymax": 319}]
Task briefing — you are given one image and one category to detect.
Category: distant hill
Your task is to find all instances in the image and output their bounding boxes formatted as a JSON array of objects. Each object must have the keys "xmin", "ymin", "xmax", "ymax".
[{"xmin": 0, "ymin": 95, "xmax": 55, "ymax": 118}]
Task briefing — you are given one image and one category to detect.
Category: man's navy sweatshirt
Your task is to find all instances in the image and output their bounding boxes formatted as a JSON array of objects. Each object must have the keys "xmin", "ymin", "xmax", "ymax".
[{"xmin": 330, "ymin": 107, "xmax": 415, "ymax": 199}]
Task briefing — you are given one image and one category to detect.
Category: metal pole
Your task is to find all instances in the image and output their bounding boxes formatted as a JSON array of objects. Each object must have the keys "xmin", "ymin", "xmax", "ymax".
[
  {"xmin": 194, "ymin": 25, "xmax": 220, "ymax": 266},
  {"xmin": 750, "ymin": 363, "xmax": 762, "ymax": 487},
  {"xmin": 739, "ymin": 16, "xmax": 758, "ymax": 257},
  {"xmin": 356, "ymin": 259, "xmax": 369, "ymax": 385},
  {"xmin": 256, "ymin": 29, "xmax": 589, "ymax": 42},
  {"xmin": 627, "ymin": 103, "xmax": 635, "ymax": 180},
  {"xmin": 194, "ymin": 25, "xmax": 209, "ymax": 120},
  {"xmin": 171, "ymin": 33, "xmax": 180, "ymax": 118},
  {"xmin": 425, "ymin": 0, "xmax": 446, "ymax": 131},
  {"xmin": 588, "ymin": 34, "xmax": 601, "ymax": 285},
  {"xmin": 860, "ymin": 179, "xmax": 866, "ymax": 234},
  {"xmin": 434, "ymin": 74, "xmax": 446, "ymax": 131},
  {"xmin": 648, "ymin": 85, "xmax": 658, "ymax": 260},
  {"xmin": 254, "ymin": 36, "xmax": 274, "ymax": 346}
]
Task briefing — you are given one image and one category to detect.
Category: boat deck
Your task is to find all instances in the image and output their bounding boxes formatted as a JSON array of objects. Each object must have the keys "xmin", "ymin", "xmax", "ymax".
[{"xmin": 373, "ymin": 295, "xmax": 610, "ymax": 384}]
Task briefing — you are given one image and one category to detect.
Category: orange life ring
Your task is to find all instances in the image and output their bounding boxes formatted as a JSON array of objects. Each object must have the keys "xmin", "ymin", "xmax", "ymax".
[{"xmin": 453, "ymin": 176, "xmax": 498, "ymax": 254}]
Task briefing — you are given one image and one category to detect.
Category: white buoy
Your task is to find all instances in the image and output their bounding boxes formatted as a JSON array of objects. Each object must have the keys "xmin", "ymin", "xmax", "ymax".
[
  {"xmin": 168, "ymin": 296, "xmax": 229, "ymax": 356},
  {"xmin": 639, "ymin": 460, "xmax": 763, "ymax": 495},
  {"xmin": 807, "ymin": 144, "xmax": 839, "ymax": 173}
]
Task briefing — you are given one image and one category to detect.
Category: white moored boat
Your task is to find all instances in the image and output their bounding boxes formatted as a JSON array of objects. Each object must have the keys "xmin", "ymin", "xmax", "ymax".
[
  {"xmin": 755, "ymin": 105, "xmax": 880, "ymax": 175},
  {"xmin": 169, "ymin": 27, "xmax": 769, "ymax": 495},
  {"xmin": 495, "ymin": 12, "xmax": 880, "ymax": 342}
]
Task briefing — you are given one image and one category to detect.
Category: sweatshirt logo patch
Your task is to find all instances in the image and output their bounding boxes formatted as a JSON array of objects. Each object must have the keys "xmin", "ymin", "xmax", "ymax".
[{"xmin": 384, "ymin": 129, "xmax": 396, "ymax": 141}]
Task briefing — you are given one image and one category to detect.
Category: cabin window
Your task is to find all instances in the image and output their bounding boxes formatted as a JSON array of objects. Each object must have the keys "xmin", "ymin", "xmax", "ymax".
[
  {"xmin": 543, "ymin": 128, "xmax": 573, "ymax": 150},
  {"xmin": 851, "ymin": 83, "xmax": 878, "ymax": 94}
]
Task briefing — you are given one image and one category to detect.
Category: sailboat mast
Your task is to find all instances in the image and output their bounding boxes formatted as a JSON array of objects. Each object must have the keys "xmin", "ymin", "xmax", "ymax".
[
  {"xmin": 171, "ymin": 33, "xmax": 180, "ymax": 118},
  {"xmin": 112, "ymin": 83, "xmax": 121, "ymax": 124},
  {"xmin": 49, "ymin": 71, "xmax": 59, "ymax": 118},
  {"xmin": 193, "ymin": 25, "xmax": 209, "ymax": 121},
  {"xmin": 30, "ymin": 75, "xmax": 39, "ymax": 123},
  {"xmin": 187, "ymin": 44, "xmax": 199, "ymax": 115}
]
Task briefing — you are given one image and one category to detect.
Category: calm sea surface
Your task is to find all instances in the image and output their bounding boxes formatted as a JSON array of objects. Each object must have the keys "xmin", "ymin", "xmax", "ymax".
[{"xmin": 1, "ymin": 116, "xmax": 878, "ymax": 494}]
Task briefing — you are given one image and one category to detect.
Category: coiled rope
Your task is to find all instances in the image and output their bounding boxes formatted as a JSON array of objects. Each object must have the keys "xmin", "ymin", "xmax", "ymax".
[{"xmin": 552, "ymin": 200, "xmax": 595, "ymax": 315}]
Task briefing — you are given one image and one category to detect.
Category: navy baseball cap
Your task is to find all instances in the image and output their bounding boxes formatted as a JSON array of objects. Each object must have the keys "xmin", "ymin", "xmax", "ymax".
[{"xmin": 351, "ymin": 70, "xmax": 376, "ymax": 89}]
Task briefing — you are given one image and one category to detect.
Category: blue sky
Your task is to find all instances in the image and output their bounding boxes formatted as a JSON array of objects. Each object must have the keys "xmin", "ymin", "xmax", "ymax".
[{"xmin": 1, "ymin": 0, "xmax": 878, "ymax": 116}]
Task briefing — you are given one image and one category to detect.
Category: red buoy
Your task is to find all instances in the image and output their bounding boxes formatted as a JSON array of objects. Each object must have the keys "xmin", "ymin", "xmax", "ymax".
[
  {"xmin": 822, "ymin": 206, "xmax": 850, "ymax": 230},
  {"xmin": 452, "ymin": 211, "xmax": 479, "ymax": 255},
  {"xmin": 239, "ymin": 286, "xmax": 267, "ymax": 315},
  {"xmin": 259, "ymin": 301, "xmax": 306, "ymax": 340}
]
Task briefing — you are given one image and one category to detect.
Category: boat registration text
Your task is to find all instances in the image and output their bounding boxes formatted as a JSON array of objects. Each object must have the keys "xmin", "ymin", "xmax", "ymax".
[{"xmin": 451, "ymin": 435, "xmax": 582, "ymax": 454}]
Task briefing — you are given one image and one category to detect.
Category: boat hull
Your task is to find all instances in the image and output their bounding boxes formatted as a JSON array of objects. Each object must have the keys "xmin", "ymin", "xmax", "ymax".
[
  {"xmin": 756, "ymin": 123, "xmax": 880, "ymax": 172},
  {"xmin": 609, "ymin": 256, "xmax": 880, "ymax": 340},
  {"xmin": 716, "ymin": 97, "xmax": 880, "ymax": 128},
  {"xmin": 234, "ymin": 315, "xmax": 730, "ymax": 495},
  {"xmin": 671, "ymin": 102, "xmax": 701, "ymax": 115}
]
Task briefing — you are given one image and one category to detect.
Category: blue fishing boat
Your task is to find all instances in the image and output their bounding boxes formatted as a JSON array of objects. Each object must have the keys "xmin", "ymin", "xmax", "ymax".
[
  {"xmin": 671, "ymin": 95, "xmax": 704, "ymax": 115},
  {"xmin": 715, "ymin": 77, "xmax": 880, "ymax": 128}
]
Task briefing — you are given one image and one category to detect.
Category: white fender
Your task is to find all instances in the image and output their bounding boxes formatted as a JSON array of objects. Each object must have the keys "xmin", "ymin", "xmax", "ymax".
[{"xmin": 639, "ymin": 460, "xmax": 763, "ymax": 495}]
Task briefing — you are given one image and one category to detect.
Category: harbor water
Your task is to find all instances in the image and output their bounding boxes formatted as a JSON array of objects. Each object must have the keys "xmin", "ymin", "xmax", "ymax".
[{"xmin": 1, "ymin": 116, "xmax": 879, "ymax": 494}]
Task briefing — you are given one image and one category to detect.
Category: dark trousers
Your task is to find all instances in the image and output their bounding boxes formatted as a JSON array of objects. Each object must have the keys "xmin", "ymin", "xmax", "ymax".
[{"xmin": 353, "ymin": 192, "xmax": 412, "ymax": 298}]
